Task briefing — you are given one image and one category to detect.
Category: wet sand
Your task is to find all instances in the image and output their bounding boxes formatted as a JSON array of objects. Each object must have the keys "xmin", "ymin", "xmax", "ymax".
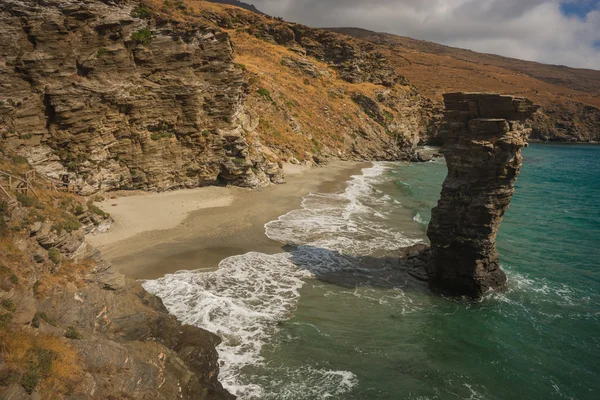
[{"xmin": 87, "ymin": 161, "xmax": 369, "ymax": 279}]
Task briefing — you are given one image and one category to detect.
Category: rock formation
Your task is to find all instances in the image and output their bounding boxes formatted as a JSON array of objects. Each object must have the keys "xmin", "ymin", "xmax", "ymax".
[{"xmin": 427, "ymin": 93, "xmax": 538, "ymax": 297}]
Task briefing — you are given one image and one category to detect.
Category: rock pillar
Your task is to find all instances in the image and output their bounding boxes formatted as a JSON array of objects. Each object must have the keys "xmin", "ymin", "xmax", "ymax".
[{"xmin": 427, "ymin": 93, "xmax": 538, "ymax": 297}]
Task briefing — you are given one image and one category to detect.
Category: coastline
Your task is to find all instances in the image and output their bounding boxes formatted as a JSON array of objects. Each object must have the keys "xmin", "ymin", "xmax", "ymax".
[{"xmin": 87, "ymin": 161, "xmax": 370, "ymax": 280}]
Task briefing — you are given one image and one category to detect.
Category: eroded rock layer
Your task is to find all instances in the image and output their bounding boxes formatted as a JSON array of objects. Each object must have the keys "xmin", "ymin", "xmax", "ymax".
[
  {"xmin": 0, "ymin": 0, "xmax": 282, "ymax": 195},
  {"xmin": 427, "ymin": 93, "xmax": 538, "ymax": 297}
]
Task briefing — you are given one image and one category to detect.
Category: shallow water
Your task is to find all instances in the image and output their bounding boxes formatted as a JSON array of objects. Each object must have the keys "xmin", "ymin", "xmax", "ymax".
[{"xmin": 145, "ymin": 143, "xmax": 600, "ymax": 399}]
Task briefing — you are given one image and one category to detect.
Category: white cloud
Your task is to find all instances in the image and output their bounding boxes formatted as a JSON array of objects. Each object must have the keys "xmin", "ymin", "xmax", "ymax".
[{"xmin": 246, "ymin": 0, "xmax": 600, "ymax": 69}]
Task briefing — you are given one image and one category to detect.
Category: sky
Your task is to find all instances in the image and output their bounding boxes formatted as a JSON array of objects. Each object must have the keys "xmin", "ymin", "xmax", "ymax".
[{"xmin": 244, "ymin": 0, "xmax": 600, "ymax": 70}]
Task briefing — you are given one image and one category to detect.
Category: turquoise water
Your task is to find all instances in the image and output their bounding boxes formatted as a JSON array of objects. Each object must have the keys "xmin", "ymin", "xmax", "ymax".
[{"xmin": 147, "ymin": 144, "xmax": 600, "ymax": 399}]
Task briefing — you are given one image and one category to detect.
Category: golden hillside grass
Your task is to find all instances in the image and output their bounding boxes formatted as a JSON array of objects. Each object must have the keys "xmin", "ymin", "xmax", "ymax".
[
  {"xmin": 0, "ymin": 328, "xmax": 82, "ymax": 398},
  {"xmin": 141, "ymin": 0, "xmax": 411, "ymax": 160}
]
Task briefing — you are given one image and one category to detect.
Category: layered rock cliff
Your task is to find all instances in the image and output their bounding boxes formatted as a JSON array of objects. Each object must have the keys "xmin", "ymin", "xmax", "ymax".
[
  {"xmin": 427, "ymin": 93, "xmax": 538, "ymax": 297},
  {"xmin": 0, "ymin": 0, "xmax": 283, "ymax": 195}
]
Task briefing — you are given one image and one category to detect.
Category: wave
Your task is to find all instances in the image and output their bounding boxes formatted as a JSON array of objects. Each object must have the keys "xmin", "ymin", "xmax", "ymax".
[
  {"xmin": 144, "ymin": 162, "xmax": 412, "ymax": 398},
  {"xmin": 413, "ymin": 212, "xmax": 428, "ymax": 225}
]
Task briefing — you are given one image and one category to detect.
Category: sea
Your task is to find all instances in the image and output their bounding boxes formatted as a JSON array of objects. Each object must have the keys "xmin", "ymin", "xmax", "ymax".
[{"xmin": 144, "ymin": 143, "xmax": 600, "ymax": 400}]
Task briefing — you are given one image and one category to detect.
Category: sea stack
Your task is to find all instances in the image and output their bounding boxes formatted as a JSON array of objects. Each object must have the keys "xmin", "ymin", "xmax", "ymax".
[{"xmin": 427, "ymin": 93, "xmax": 539, "ymax": 297}]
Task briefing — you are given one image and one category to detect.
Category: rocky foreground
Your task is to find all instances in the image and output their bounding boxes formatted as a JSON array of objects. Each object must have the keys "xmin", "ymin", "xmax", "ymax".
[{"xmin": 0, "ymin": 155, "xmax": 234, "ymax": 399}]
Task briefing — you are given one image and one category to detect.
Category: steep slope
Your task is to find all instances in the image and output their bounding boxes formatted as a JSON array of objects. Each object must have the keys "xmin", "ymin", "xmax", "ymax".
[
  {"xmin": 0, "ymin": 0, "xmax": 287, "ymax": 195},
  {"xmin": 0, "ymin": 151, "xmax": 232, "ymax": 399},
  {"xmin": 329, "ymin": 28, "xmax": 600, "ymax": 142}
]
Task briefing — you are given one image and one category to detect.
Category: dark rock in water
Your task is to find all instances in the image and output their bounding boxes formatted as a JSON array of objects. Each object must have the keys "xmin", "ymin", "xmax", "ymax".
[{"xmin": 427, "ymin": 93, "xmax": 539, "ymax": 297}]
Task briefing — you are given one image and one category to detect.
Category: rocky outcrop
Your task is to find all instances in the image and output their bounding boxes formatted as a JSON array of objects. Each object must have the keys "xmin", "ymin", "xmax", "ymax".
[
  {"xmin": 427, "ymin": 93, "xmax": 538, "ymax": 297},
  {"xmin": 529, "ymin": 102, "xmax": 600, "ymax": 142},
  {"xmin": 0, "ymin": 0, "xmax": 282, "ymax": 195},
  {"xmin": 0, "ymin": 192, "xmax": 233, "ymax": 399}
]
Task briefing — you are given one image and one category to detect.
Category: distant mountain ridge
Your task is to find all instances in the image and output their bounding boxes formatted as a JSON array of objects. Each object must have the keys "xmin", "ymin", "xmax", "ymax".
[
  {"xmin": 327, "ymin": 27, "xmax": 600, "ymax": 95},
  {"xmin": 328, "ymin": 27, "xmax": 600, "ymax": 142}
]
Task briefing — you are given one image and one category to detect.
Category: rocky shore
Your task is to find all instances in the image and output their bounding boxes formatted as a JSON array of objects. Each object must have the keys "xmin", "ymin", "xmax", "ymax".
[{"xmin": 0, "ymin": 170, "xmax": 234, "ymax": 398}]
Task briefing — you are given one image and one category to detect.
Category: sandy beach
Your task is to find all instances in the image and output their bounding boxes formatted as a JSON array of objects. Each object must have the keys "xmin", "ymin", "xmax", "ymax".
[{"xmin": 87, "ymin": 161, "xmax": 369, "ymax": 279}]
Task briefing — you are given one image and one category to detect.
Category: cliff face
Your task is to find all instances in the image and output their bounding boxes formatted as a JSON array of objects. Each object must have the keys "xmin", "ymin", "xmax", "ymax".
[
  {"xmin": 188, "ymin": 0, "xmax": 437, "ymax": 162},
  {"xmin": 0, "ymin": 0, "xmax": 282, "ymax": 195},
  {"xmin": 427, "ymin": 93, "xmax": 538, "ymax": 297},
  {"xmin": 0, "ymin": 0, "xmax": 439, "ymax": 197}
]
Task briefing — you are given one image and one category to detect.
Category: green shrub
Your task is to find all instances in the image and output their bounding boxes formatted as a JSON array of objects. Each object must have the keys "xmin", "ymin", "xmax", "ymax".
[
  {"xmin": 52, "ymin": 213, "xmax": 81, "ymax": 233},
  {"xmin": 1, "ymin": 299, "xmax": 16, "ymax": 313},
  {"xmin": 21, "ymin": 347, "xmax": 56, "ymax": 393},
  {"xmin": 21, "ymin": 369, "xmax": 39, "ymax": 394},
  {"xmin": 97, "ymin": 47, "xmax": 107, "ymax": 57},
  {"xmin": 202, "ymin": 130, "xmax": 210, "ymax": 137},
  {"xmin": 74, "ymin": 203, "xmax": 84, "ymax": 215},
  {"xmin": 32, "ymin": 312, "xmax": 56, "ymax": 328},
  {"xmin": 131, "ymin": 28, "xmax": 152, "ymax": 46},
  {"xmin": 87, "ymin": 203, "xmax": 108, "ymax": 218},
  {"xmin": 9, "ymin": 274, "xmax": 18, "ymax": 285},
  {"xmin": 0, "ymin": 313, "xmax": 13, "ymax": 329},
  {"xmin": 235, "ymin": 63, "xmax": 247, "ymax": 71},
  {"xmin": 150, "ymin": 131, "xmax": 174, "ymax": 141},
  {"xmin": 16, "ymin": 193, "xmax": 37, "ymax": 208},
  {"xmin": 48, "ymin": 248, "xmax": 61, "ymax": 264},
  {"xmin": 65, "ymin": 326, "xmax": 82, "ymax": 340},
  {"xmin": 11, "ymin": 155, "xmax": 28, "ymax": 164},
  {"xmin": 131, "ymin": 6, "xmax": 152, "ymax": 19},
  {"xmin": 0, "ymin": 202, "xmax": 7, "ymax": 236},
  {"xmin": 257, "ymin": 88, "xmax": 272, "ymax": 101}
]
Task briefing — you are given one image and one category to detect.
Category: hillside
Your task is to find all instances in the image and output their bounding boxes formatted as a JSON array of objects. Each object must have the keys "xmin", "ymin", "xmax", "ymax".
[
  {"xmin": 328, "ymin": 28, "xmax": 600, "ymax": 142},
  {"xmin": 0, "ymin": 0, "xmax": 439, "ymax": 198}
]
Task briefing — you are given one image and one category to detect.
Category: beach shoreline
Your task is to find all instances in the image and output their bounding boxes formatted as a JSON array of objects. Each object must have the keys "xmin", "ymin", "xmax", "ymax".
[{"xmin": 87, "ymin": 161, "xmax": 370, "ymax": 280}]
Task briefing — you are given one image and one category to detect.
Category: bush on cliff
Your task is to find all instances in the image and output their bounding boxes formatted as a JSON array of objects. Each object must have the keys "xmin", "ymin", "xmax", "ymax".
[
  {"xmin": 48, "ymin": 248, "xmax": 61, "ymax": 264},
  {"xmin": 131, "ymin": 28, "xmax": 152, "ymax": 46},
  {"xmin": 131, "ymin": 6, "xmax": 152, "ymax": 19}
]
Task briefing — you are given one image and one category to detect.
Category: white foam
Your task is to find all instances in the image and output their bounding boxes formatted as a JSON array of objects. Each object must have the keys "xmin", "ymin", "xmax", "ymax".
[
  {"xmin": 266, "ymin": 163, "xmax": 420, "ymax": 256},
  {"xmin": 144, "ymin": 252, "xmax": 311, "ymax": 398},
  {"xmin": 413, "ymin": 212, "xmax": 428, "ymax": 225}
]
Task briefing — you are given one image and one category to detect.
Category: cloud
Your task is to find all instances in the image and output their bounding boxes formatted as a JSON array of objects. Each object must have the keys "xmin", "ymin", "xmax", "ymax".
[{"xmin": 246, "ymin": 0, "xmax": 600, "ymax": 69}]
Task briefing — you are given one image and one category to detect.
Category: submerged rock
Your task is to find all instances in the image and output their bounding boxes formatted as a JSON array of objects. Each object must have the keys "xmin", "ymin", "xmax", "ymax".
[{"xmin": 427, "ymin": 93, "xmax": 539, "ymax": 297}]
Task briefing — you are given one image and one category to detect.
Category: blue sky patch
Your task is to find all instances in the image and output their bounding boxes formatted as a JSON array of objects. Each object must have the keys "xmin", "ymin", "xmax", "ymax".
[{"xmin": 560, "ymin": 0, "xmax": 600, "ymax": 18}]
